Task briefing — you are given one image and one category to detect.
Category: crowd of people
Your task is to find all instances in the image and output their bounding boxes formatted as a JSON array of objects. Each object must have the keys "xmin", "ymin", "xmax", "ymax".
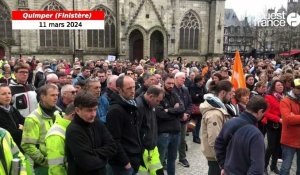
[{"xmin": 0, "ymin": 55, "xmax": 300, "ymax": 175}]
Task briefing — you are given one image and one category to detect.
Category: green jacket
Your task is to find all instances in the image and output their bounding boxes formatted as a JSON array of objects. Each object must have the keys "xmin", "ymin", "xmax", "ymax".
[
  {"xmin": 21, "ymin": 104, "xmax": 62, "ymax": 167},
  {"xmin": 45, "ymin": 117, "xmax": 71, "ymax": 175},
  {"xmin": 0, "ymin": 128, "xmax": 27, "ymax": 175}
]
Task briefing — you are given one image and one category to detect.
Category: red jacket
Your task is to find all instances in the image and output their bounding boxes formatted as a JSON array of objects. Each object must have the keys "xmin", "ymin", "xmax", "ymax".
[
  {"xmin": 262, "ymin": 95, "xmax": 281, "ymax": 124},
  {"xmin": 280, "ymin": 96, "xmax": 300, "ymax": 148}
]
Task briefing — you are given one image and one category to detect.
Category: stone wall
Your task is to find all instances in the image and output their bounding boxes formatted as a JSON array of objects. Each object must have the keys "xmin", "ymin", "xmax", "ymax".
[{"xmin": 2, "ymin": 0, "xmax": 225, "ymax": 61}]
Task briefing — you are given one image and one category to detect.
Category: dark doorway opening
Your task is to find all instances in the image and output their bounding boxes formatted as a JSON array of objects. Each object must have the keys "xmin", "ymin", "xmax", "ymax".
[
  {"xmin": 129, "ymin": 30, "xmax": 143, "ymax": 61},
  {"xmin": 150, "ymin": 31, "xmax": 164, "ymax": 62},
  {"xmin": 0, "ymin": 46, "xmax": 5, "ymax": 59}
]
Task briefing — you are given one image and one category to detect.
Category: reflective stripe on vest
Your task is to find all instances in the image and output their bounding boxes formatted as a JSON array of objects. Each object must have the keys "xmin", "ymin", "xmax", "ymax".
[
  {"xmin": 2, "ymin": 132, "xmax": 19, "ymax": 155},
  {"xmin": 48, "ymin": 157, "xmax": 64, "ymax": 165},
  {"xmin": 21, "ymin": 138, "xmax": 39, "ymax": 144},
  {"xmin": 10, "ymin": 145, "xmax": 19, "ymax": 155},
  {"xmin": 138, "ymin": 147, "xmax": 162, "ymax": 175},
  {"xmin": 32, "ymin": 110, "xmax": 47, "ymax": 144},
  {"xmin": 136, "ymin": 171, "xmax": 149, "ymax": 175},
  {"xmin": 46, "ymin": 125, "xmax": 66, "ymax": 139}
]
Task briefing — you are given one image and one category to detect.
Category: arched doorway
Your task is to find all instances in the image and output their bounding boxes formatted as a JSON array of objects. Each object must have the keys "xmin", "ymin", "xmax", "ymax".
[
  {"xmin": 150, "ymin": 31, "xmax": 164, "ymax": 62},
  {"xmin": 0, "ymin": 46, "xmax": 5, "ymax": 59},
  {"xmin": 129, "ymin": 30, "xmax": 143, "ymax": 61}
]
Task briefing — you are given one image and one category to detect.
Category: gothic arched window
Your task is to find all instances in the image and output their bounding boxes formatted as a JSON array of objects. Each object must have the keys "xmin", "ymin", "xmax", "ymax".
[
  {"xmin": 87, "ymin": 6, "xmax": 115, "ymax": 48},
  {"xmin": 179, "ymin": 11, "xmax": 200, "ymax": 50},
  {"xmin": 0, "ymin": 1, "xmax": 12, "ymax": 39},
  {"xmin": 39, "ymin": 1, "xmax": 70, "ymax": 47}
]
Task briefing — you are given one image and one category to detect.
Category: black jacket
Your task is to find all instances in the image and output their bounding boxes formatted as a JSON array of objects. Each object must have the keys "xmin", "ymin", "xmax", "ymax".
[
  {"xmin": 215, "ymin": 112, "xmax": 265, "ymax": 174},
  {"xmin": 173, "ymin": 85, "xmax": 193, "ymax": 123},
  {"xmin": 190, "ymin": 83, "xmax": 206, "ymax": 104},
  {"xmin": 155, "ymin": 90, "xmax": 185, "ymax": 133},
  {"xmin": 106, "ymin": 93, "xmax": 142, "ymax": 171},
  {"xmin": 56, "ymin": 97, "xmax": 66, "ymax": 112},
  {"xmin": 136, "ymin": 95, "xmax": 157, "ymax": 150},
  {"xmin": 66, "ymin": 115, "xmax": 117, "ymax": 175},
  {"xmin": 135, "ymin": 85, "xmax": 147, "ymax": 98},
  {"xmin": 100, "ymin": 80, "xmax": 107, "ymax": 96},
  {"xmin": 184, "ymin": 78, "xmax": 193, "ymax": 91},
  {"xmin": 34, "ymin": 71, "xmax": 45, "ymax": 88},
  {"xmin": 0, "ymin": 106, "xmax": 24, "ymax": 148}
]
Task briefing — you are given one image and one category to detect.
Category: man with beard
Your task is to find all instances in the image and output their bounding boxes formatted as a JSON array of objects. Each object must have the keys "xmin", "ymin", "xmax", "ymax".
[
  {"xmin": 200, "ymin": 80, "xmax": 233, "ymax": 175},
  {"xmin": 156, "ymin": 74, "xmax": 185, "ymax": 175}
]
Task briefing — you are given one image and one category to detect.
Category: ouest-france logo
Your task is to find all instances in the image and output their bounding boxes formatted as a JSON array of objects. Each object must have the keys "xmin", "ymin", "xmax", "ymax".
[{"xmin": 257, "ymin": 11, "xmax": 300, "ymax": 27}]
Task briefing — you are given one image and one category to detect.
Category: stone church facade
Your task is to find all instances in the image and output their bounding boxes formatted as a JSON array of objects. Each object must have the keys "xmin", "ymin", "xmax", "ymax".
[{"xmin": 0, "ymin": 0, "xmax": 225, "ymax": 62}]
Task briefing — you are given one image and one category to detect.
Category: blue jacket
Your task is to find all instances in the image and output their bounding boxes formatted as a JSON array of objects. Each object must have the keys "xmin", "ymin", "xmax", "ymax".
[
  {"xmin": 97, "ymin": 95, "xmax": 109, "ymax": 123},
  {"xmin": 215, "ymin": 112, "xmax": 265, "ymax": 175}
]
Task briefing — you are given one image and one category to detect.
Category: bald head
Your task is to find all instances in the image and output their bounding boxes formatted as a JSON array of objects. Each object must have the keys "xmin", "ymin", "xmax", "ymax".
[
  {"xmin": 116, "ymin": 76, "xmax": 136, "ymax": 100},
  {"xmin": 46, "ymin": 73, "xmax": 58, "ymax": 84}
]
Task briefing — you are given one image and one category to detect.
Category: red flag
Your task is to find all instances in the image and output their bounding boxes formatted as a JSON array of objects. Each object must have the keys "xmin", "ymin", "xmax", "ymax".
[{"xmin": 231, "ymin": 50, "xmax": 246, "ymax": 89}]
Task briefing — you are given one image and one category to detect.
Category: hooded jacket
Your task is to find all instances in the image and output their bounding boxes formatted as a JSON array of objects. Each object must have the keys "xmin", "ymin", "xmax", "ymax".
[
  {"xmin": 106, "ymin": 93, "xmax": 142, "ymax": 171},
  {"xmin": 280, "ymin": 91, "xmax": 300, "ymax": 148},
  {"xmin": 200, "ymin": 94, "xmax": 230, "ymax": 161}
]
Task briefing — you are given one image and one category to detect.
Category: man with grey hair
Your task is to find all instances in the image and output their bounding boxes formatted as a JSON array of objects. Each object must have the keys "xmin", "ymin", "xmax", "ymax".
[
  {"xmin": 46, "ymin": 74, "xmax": 59, "ymax": 84},
  {"xmin": 173, "ymin": 71, "xmax": 192, "ymax": 168},
  {"xmin": 135, "ymin": 65, "xmax": 144, "ymax": 89},
  {"xmin": 100, "ymin": 75, "xmax": 118, "ymax": 123},
  {"xmin": 135, "ymin": 73, "xmax": 157, "ymax": 97},
  {"xmin": 56, "ymin": 84, "xmax": 77, "ymax": 112}
]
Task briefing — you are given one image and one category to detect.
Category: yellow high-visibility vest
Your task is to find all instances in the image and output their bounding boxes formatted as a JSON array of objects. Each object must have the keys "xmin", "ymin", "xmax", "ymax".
[
  {"xmin": 0, "ymin": 128, "xmax": 27, "ymax": 175},
  {"xmin": 138, "ymin": 147, "xmax": 162, "ymax": 175}
]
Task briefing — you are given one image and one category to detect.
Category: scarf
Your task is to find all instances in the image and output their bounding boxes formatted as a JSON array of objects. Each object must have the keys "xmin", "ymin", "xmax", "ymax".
[
  {"xmin": 0, "ymin": 105, "xmax": 10, "ymax": 112},
  {"xmin": 120, "ymin": 95, "xmax": 137, "ymax": 107},
  {"xmin": 273, "ymin": 92, "xmax": 283, "ymax": 101}
]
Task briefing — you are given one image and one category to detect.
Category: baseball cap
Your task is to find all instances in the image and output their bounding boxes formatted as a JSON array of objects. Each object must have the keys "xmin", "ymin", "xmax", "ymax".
[
  {"xmin": 73, "ymin": 65, "xmax": 81, "ymax": 70},
  {"xmin": 44, "ymin": 68, "xmax": 54, "ymax": 74},
  {"xmin": 294, "ymin": 79, "xmax": 300, "ymax": 87},
  {"xmin": 220, "ymin": 67, "xmax": 228, "ymax": 71},
  {"xmin": 43, "ymin": 61, "xmax": 51, "ymax": 68}
]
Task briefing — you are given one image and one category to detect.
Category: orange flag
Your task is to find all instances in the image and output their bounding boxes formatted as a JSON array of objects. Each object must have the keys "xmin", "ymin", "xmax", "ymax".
[{"xmin": 231, "ymin": 50, "xmax": 246, "ymax": 89}]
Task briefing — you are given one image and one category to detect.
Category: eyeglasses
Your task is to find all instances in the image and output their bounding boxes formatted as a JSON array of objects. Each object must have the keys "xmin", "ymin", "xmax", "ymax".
[
  {"xmin": 67, "ymin": 91, "xmax": 77, "ymax": 95},
  {"xmin": 17, "ymin": 71, "xmax": 29, "ymax": 74},
  {"xmin": 127, "ymin": 72, "xmax": 133, "ymax": 75}
]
